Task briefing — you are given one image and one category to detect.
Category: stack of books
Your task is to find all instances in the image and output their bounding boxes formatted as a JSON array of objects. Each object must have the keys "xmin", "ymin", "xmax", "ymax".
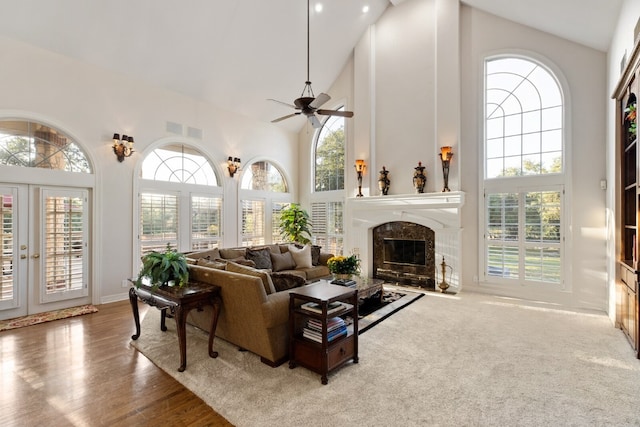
[
  {"xmin": 301, "ymin": 301, "xmax": 344, "ymax": 314},
  {"xmin": 303, "ymin": 317, "xmax": 347, "ymax": 343}
]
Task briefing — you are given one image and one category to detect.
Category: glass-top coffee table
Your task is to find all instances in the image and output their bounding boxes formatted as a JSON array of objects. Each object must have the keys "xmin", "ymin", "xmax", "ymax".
[{"xmin": 318, "ymin": 276, "xmax": 385, "ymax": 304}]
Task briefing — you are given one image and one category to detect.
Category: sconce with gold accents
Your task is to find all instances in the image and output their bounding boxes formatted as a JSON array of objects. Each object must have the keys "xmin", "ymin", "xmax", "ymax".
[
  {"xmin": 113, "ymin": 133, "xmax": 134, "ymax": 162},
  {"xmin": 227, "ymin": 156, "xmax": 241, "ymax": 177},
  {"xmin": 439, "ymin": 146, "xmax": 453, "ymax": 192},
  {"xmin": 354, "ymin": 159, "xmax": 366, "ymax": 197}
]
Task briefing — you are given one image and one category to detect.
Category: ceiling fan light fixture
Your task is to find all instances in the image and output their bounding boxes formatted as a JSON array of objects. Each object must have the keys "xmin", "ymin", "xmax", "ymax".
[{"xmin": 315, "ymin": 3, "xmax": 323, "ymax": 13}]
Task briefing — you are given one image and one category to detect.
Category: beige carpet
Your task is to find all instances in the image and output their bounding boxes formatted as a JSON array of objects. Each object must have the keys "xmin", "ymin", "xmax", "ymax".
[{"xmin": 130, "ymin": 289, "xmax": 640, "ymax": 427}]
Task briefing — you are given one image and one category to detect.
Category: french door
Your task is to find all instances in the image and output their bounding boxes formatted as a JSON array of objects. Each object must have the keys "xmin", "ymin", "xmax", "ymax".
[{"xmin": 0, "ymin": 184, "xmax": 90, "ymax": 320}]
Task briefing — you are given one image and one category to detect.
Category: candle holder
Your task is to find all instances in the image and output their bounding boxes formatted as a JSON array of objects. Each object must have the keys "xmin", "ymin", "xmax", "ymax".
[
  {"xmin": 439, "ymin": 146, "xmax": 453, "ymax": 192},
  {"xmin": 354, "ymin": 159, "xmax": 366, "ymax": 197}
]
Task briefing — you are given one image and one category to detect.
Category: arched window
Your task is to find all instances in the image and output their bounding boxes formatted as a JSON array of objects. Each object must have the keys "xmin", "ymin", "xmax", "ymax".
[
  {"xmin": 314, "ymin": 111, "xmax": 345, "ymax": 192},
  {"xmin": 138, "ymin": 143, "xmax": 221, "ymax": 255},
  {"xmin": 240, "ymin": 160, "xmax": 290, "ymax": 246},
  {"xmin": 483, "ymin": 56, "xmax": 565, "ymax": 288},
  {"xmin": 0, "ymin": 120, "xmax": 91, "ymax": 172},
  {"xmin": 310, "ymin": 109, "xmax": 346, "ymax": 256}
]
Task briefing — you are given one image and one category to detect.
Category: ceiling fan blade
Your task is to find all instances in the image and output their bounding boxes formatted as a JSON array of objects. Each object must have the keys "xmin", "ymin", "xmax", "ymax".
[
  {"xmin": 316, "ymin": 109, "xmax": 354, "ymax": 118},
  {"xmin": 267, "ymin": 98, "xmax": 296, "ymax": 109},
  {"xmin": 308, "ymin": 114, "xmax": 322, "ymax": 129},
  {"xmin": 309, "ymin": 93, "xmax": 331, "ymax": 109},
  {"xmin": 271, "ymin": 113, "xmax": 300, "ymax": 123}
]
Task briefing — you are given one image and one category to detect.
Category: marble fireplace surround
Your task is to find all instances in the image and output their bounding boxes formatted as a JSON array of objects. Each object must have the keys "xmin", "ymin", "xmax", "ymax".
[{"xmin": 345, "ymin": 192, "xmax": 465, "ymax": 292}]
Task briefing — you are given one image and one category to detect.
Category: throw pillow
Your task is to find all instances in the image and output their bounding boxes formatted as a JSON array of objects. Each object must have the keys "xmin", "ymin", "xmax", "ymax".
[
  {"xmin": 222, "ymin": 256, "xmax": 256, "ymax": 268},
  {"xmin": 311, "ymin": 245, "xmax": 321, "ymax": 266},
  {"xmin": 288, "ymin": 244, "xmax": 313, "ymax": 269},
  {"xmin": 219, "ymin": 248, "xmax": 246, "ymax": 259},
  {"xmin": 271, "ymin": 272, "xmax": 307, "ymax": 292},
  {"xmin": 225, "ymin": 261, "xmax": 276, "ymax": 295},
  {"xmin": 195, "ymin": 258, "xmax": 227, "ymax": 270},
  {"xmin": 270, "ymin": 251, "xmax": 296, "ymax": 272},
  {"xmin": 246, "ymin": 247, "xmax": 273, "ymax": 270}
]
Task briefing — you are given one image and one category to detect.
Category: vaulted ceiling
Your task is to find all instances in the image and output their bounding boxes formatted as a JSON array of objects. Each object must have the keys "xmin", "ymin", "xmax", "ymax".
[{"xmin": 0, "ymin": 0, "xmax": 623, "ymax": 132}]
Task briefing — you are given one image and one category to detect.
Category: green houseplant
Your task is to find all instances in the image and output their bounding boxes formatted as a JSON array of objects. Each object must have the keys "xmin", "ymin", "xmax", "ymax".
[
  {"xmin": 136, "ymin": 243, "xmax": 189, "ymax": 288},
  {"xmin": 278, "ymin": 203, "xmax": 313, "ymax": 244}
]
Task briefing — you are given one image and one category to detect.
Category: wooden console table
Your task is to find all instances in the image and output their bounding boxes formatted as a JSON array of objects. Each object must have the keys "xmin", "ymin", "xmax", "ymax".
[{"xmin": 129, "ymin": 281, "xmax": 221, "ymax": 372}]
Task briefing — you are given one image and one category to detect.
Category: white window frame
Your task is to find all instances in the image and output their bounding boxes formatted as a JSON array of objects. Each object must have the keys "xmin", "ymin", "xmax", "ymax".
[{"xmin": 479, "ymin": 53, "xmax": 570, "ymax": 293}]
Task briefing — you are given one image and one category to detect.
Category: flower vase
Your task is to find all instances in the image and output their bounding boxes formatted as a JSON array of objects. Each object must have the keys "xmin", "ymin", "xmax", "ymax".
[{"xmin": 333, "ymin": 273, "xmax": 353, "ymax": 282}]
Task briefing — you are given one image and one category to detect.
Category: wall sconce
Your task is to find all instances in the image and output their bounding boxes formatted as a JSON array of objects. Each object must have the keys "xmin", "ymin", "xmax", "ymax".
[
  {"xmin": 354, "ymin": 159, "xmax": 366, "ymax": 197},
  {"xmin": 113, "ymin": 133, "xmax": 134, "ymax": 162},
  {"xmin": 439, "ymin": 146, "xmax": 453, "ymax": 192},
  {"xmin": 227, "ymin": 156, "xmax": 241, "ymax": 177}
]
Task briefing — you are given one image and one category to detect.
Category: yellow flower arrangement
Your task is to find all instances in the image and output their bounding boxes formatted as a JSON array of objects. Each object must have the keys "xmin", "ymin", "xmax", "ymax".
[{"xmin": 327, "ymin": 255, "xmax": 360, "ymax": 275}]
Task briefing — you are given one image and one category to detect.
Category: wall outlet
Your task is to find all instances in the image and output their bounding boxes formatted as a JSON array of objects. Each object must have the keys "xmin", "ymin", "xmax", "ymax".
[{"xmin": 122, "ymin": 279, "xmax": 130, "ymax": 288}]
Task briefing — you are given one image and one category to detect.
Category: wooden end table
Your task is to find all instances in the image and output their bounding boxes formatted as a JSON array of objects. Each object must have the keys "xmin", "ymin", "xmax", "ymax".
[{"xmin": 129, "ymin": 281, "xmax": 221, "ymax": 372}]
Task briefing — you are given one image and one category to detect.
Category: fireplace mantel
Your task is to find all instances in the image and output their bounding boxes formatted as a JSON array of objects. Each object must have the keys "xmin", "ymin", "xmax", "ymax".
[{"xmin": 345, "ymin": 191, "xmax": 465, "ymax": 292}]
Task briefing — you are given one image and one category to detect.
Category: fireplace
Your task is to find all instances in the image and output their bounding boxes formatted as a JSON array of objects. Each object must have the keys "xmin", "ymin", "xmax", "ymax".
[
  {"xmin": 373, "ymin": 221, "xmax": 435, "ymax": 289},
  {"xmin": 345, "ymin": 192, "xmax": 465, "ymax": 292}
]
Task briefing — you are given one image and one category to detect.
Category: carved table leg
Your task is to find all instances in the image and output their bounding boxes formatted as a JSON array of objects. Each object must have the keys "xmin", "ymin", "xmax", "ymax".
[
  {"xmin": 129, "ymin": 287, "xmax": 141, "ymax": 340},
  {"xmin": 160, "ymin": 309, "xmax": 168, "ymax": 332},
  {"xmin": 208, "ymin": 296, "xmax": 221, "ymax": 358},
  {"xmin": 174, "ymin": 306, "xmax": 188, "ymax": 372}
]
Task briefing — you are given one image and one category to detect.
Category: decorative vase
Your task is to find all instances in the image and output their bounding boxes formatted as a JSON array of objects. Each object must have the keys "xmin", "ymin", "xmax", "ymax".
[
  {"xmin": 333, "ymin": 273, "xmax": 353, "ymax": 281},
  {"xmin": 413, "ymin": 161, "xmax": 426, "ymax": 193},
  {"xmin": 378, "ymin": 166, "xmax": 390, "ymax": 195}
]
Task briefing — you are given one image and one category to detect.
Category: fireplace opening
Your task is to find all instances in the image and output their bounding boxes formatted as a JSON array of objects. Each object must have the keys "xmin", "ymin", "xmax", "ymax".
[
  {"xmin": 373, "ymin": 221, "xmax": 435, "ymax": 289},
  {"xmin": 383, "ymin": 239, "xmax": 426, "ymax": 266}
]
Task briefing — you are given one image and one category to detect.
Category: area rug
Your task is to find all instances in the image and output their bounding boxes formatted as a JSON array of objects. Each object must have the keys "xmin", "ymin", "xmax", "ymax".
[
  {"xmin": 130, "ymin": 292, "xmax": 640, "ymax": 426},
  {"xmin": 0, "ymin": 304, "xmax": 98, "ymax": 331}
]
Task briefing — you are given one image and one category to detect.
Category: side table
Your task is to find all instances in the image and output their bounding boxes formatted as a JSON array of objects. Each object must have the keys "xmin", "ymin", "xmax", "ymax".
[
  {"xmin": 129, "ymin": 281, "xmax": 221, "ymax": 372},
  {"xmin": 289, "ymin": 282, "xmax": 358, "ymax": 384}
]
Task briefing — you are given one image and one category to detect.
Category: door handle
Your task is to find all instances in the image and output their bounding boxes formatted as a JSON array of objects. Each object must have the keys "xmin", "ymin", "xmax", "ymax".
[
  {"xmin": 32, "ymin": 254, "xmax": 40, "ymax": 259},
  {"xmin": 20, "ymin": 254, "xmax": 27, "ymax": 259}
]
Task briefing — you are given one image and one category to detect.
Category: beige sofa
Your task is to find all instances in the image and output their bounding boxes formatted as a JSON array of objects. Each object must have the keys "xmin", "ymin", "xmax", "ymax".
[{"xmin": 185, "ymin": 244, "xmax": 333, "ymax": 366}]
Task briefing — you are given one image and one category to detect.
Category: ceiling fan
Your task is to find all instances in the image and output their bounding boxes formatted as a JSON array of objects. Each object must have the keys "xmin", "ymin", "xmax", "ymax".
[{"xmin": 269, "ymin": 0, "xmax": 354, "ymax": 129}]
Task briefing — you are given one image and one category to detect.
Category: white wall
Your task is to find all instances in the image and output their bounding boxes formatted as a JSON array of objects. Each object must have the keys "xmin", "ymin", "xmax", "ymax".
[
  {"xmin": 0, "ymin": 35, "xmax": 298, "ymax": 304},
  {"xmin": 607, "ymin": 0, "xmax": 640, "ymax": 320}
]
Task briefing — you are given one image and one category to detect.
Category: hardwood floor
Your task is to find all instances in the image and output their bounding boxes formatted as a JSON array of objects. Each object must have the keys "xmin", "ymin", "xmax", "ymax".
[{"xmin": 0, "ymin": 300, "xmax": 233, "ymax": 427}]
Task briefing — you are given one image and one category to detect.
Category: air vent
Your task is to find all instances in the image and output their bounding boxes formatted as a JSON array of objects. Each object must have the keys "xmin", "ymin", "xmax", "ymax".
[
  {"xmin": 187, "ymin": 126, "xmax": 203, "ymax": 140},
  {"xmin": 166, "ymin": 121, "xmax": 183, "ymax": 135}
]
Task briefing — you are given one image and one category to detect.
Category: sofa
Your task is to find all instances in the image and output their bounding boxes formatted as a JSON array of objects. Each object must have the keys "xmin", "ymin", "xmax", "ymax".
[{"xmin": 184, "ymin": 244, "xmax": 334, "ymax": 366}]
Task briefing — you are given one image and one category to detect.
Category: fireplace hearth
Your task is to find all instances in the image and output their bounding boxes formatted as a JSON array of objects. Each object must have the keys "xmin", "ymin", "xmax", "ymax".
[{"xmin": 373, "ymin": 221, "xmax": 435, "ymax": 289}]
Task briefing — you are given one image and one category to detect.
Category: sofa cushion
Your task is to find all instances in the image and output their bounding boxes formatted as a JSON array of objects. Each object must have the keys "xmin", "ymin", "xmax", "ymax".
[
  {"xmin": 271, "ymin": 272, "xmax": 307, "ymax": 292},
  {"xmin": 311, "ymin": 245, "xmax": 321, "ymax": 266},
  {"xmin": 270, "ymin": 251, "xmax": 296, "ymax": 272},
  {"xmin": 288, "ymin": 244, "xmax": 312, "ymax": 269},
  {"xmin": 224, "ymin": 257, "xmax": 256, "ymax": 267},
  {"xmin": 219, "ymin": 248, "xmax": 246, "ymax": 259},
  {"xmin": 226, "ymin": 261, "xmax": 276, "ymax": 295},
  {"xmin": 195, "ymin": 258, "xmax": 227, "ymax": 270},
  {"xmin": 246, "ymin": 247, "xmax": 273, "ymax": 270}
]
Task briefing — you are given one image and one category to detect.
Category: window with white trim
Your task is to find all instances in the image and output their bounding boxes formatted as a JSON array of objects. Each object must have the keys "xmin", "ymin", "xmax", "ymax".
[
  {"xmin": 483, "ymin": 56, "xmax": 564, "ymax": 286},
  {"xmin": 311, "ymin": 109, "xmax": 346, "ymax": 255},
  {"xmin": 240, "ymin": 161, "xmax": 290, "ymax": 246},
  {"xmin": 138, "ymin": 143, "xmax": 222, "ymax": 255}
]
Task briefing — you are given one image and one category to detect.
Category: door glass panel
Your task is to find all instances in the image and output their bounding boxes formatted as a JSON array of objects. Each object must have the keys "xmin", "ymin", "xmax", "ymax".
[
  {"xmin": 140, "ymin": 193, "xmax": 178, "ymax": 254},
  {"xmin": 42, "ymin": 190, "xmax": 88, "ymax": 301},
  {"xmin": 0, "ymin": 190, "xmax": 16, "ymax": 305}
]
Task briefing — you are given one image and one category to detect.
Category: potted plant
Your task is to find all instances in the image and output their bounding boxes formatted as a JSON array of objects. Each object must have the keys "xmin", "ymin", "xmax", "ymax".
[
  {"xmin": 278, "ymin": 203, "xmax": 313, "ymax": 244},
  {"xmin": 327, "ymin": 254, "xmax": 360, "ymax": 280},
  {"xmin": 135, "ymin": 243, "xmax": 189, "ymax": 288}
]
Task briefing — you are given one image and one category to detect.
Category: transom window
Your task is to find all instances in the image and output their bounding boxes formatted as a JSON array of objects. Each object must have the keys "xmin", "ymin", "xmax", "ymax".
[
  {"xmin": 241, "ymin": 161, "xmax": 287, "ymax": 192},
  {"xmin": 141, "ymin": 144, "xmax": 217, "ymax": 185},
  {"xmin": 483, "ymin": 56, "xmax": 565, "ymax": 288},
  {"xmin": 485, "ymin": 58, "xmax": 563, "ymax": 178},
  {"xmin": 0, "ymin": 120, "xmax": 91, "ymax": 173}
]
